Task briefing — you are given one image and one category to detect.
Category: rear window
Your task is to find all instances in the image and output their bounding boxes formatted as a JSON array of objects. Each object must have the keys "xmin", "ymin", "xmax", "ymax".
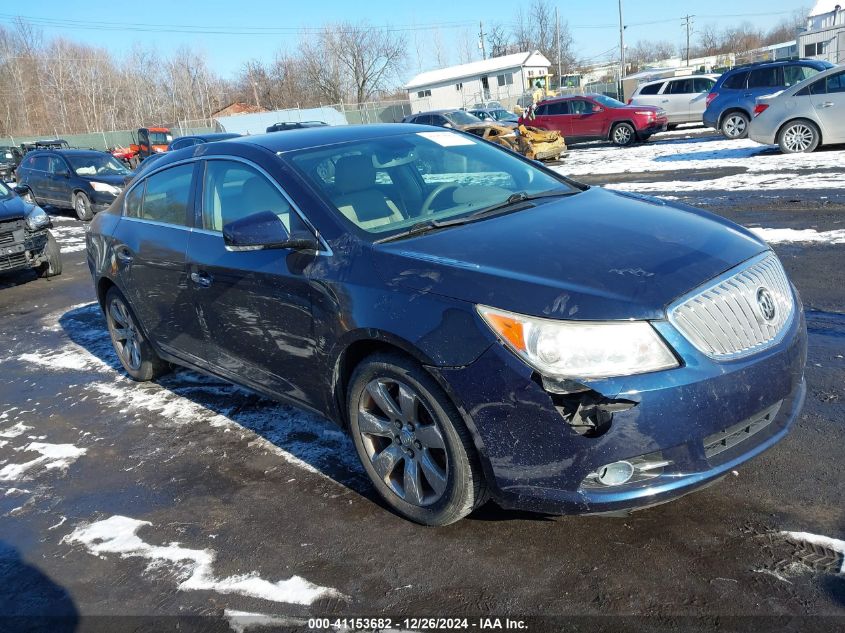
[
  {"xmin": 827, "ymin": 71, "xmax": 845, "ymax": 94},
  {"xmin": 137, "ymin": 163, "xmax": 193, "ymax": 226},
  {"xmin": 693, "ymin": 77, "xmax": 715, "ymax": 93},
  {"xmin": 723, "ymin": 71, "xmax": 749, "ymax": 90},
  {"xmin": 638, "ymin": 82, "xmax": 664, "ymax": 95},
  {"xmin": 667, "ymin": 79, "xmax": 694, "ymax": 94},
  {"xmin": 748, "ymin": 67, "xmax": 782, "ymax": 89}
]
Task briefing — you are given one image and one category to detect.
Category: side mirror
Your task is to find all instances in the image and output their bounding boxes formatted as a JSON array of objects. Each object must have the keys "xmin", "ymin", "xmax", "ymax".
[
  {"xmin": 223, "ymin": 210, "xmax": 318, "ymax": 252},
  {"xmin": 57, "ymin": 169, "xmax": 70, "ymax": 178},
  {"xmin": 591, "ymin": 105, "xmax": 603, "ymax": 113},
  {"xmin": 442, "ymin": 123, "xmax": 453, "ymax": 128},
  {"xmin": 13, "ymin": 185, "xmax": 29, "ymax": 196}
]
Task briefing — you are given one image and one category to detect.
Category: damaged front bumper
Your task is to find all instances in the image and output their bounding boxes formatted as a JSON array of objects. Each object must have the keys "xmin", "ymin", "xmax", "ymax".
[
  {"xmin": 0, "ymin": 219, "xmax": 52, "ymax": 273},
  {"xmin": 430, "ymin": 307, "xmax": 807, "ymax": 515}
]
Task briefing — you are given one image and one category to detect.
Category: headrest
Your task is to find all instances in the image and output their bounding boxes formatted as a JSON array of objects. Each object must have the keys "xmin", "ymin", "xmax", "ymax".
[{"xmin": 335, "ymin": 155, "xmax": 374, "ymax": 194}]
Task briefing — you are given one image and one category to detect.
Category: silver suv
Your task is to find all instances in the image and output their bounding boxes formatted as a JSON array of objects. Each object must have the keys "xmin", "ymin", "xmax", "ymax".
[{"xmin": 629, "ymin": 75, "xmax": 719, "ymax": 127}]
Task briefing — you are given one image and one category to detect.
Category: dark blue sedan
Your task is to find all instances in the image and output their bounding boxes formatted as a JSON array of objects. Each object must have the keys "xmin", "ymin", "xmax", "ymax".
[{"xmin": 86, "ymin": 125, "xmax": 807, "ymax": 525}]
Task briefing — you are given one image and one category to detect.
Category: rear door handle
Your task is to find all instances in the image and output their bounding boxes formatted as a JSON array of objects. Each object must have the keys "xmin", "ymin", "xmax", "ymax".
[
  {"xmin": 820, "ymin": 102, "xmax": 834, "ymax": 108},
  {"xmin": 115, "ymin": 247, "xmax": 133, "ymax": 263},
  {"xmin": 190, "ymin": 271, "xmax": 213, "ymax": 288}
]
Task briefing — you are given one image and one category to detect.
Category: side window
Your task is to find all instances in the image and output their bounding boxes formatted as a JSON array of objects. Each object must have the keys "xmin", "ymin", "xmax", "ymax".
[
  {"xmin": 534, "ymin": 104, "xmax": 549, "ymax": 116},
  {"xmin": 416, "ymin": 115, "xmax": 432, "ymax": 125},
  {"xmin": 21, "ymin": 156, "xmax": 35, "ymax": 170},
  {"xmin": 783, "ymin": 65, "xmax": 813, "ymax": 87},
  {"xmin": 569, "ymin": 100, "xmax": 591, "ymax": 114},
  {"xmin": 667, "ymin": 79, "xmax": 694, "ymax": 94},
  {"xmin": 748, "ymin": 67, "xmax": 782, "ymax": 89},
  {"xmin": 639, "ymin": 82, "xmax": 664, "ymax": 95},
  {"xmin": 808, "ymin": 79, "xmax": 827, "ymax": 95},
  {"xmin": 693, "ymin": 78, "xmax": 715, "ymax": 93},
  {"xmin": 202, "ymin": 160, "xmax": 294, "ymax": 233},
  {"xmin": 723, "ymin": 71, "xmax": 749, "ymax": 90},
  {"xmin": 32, "ymin": 156, "xmax": 50, "ymax": 171},
  {"xmin": 431, "ymin": 115, "xmax": 448, "ymax": 126},
  {"xmin": 125, "ymin": 182, "xmax": 144, "ymax": 218},
  {"xmin": 139, "ymin": 163, "xmax": 193, "ymax": 226},
  {"xmin": 170, "ymin": 138, "xmax": 194, "ymax": 150},
  {"xmin": 826, "ymin": 71, "xmax": 845, "ymax": 94},
  {"xmin": 47, "ymin": 157, "xmax": 67, "ymax": 174}
]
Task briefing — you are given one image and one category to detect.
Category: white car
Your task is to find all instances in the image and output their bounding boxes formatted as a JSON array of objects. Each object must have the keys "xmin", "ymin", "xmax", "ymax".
[
  {"xmin": 749, "ymin": 65, "xmax": 845, "ymax": 153},
  {"xmin": 629, "ymin": 75, "xmax": 719, "ymax": 127}
]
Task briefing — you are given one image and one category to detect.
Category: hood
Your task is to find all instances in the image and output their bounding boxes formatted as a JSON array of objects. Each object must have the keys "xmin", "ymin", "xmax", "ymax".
[
  {"xmin": 0, "ymin": 194, "xmax": 32, "ymax": 221},
  {"xmin": 371, "ymin": 187, "xmax": 768, "ymax": 321},
  {"xmin": 78, "ymin": 173, "xmax": 127, "ymax": 187}
]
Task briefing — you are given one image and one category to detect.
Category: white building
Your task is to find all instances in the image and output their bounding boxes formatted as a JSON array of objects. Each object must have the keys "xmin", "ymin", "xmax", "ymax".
[
  {"xmin": 404, "ymin": 51, "xmax": 552, "ymax": 113},
  {"xmin": 799, "ymin": 1, "xmax": 845, "ymax": 64}
]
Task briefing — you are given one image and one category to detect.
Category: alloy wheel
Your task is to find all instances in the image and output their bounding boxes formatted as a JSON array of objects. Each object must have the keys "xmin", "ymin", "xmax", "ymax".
[
  {"xmin": 613, "ymin": 125, "xmax": 632, "ymax": 145},
  {"xmin": 108, "ymin": 298, "xmax": 142, "ymax": 371},
  {"xmin": 356, "ymin": 378, "xmax": 449, "ymax": 507},
  {"xmin": 723, "ymin": 114, "xmax": 747, "ymax": 138},
  {"xmin": 783, "ymin": 124, "xmax": 815, "ymax": 152}
]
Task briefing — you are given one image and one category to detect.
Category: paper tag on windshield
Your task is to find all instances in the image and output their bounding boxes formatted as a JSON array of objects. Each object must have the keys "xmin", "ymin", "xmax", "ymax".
[{"xmin": 416, "ymin": 131, "xmax": 476, "ymax": 147}]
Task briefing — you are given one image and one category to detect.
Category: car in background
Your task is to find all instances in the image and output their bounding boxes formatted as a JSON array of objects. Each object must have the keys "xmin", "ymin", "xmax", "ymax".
[
  {"xmin": 137, "ymin": 133, "xmax": 242, "ymax": 170},
  {"xmin": 522, "ymin": 94, "xmax": 667, "ymax": 146},
  {"xmin": 703, "ymin": 59, "xmax": 834, "ymax": 139},
  {"xmin": 266, "ymin": 121, "xmax": 327, "ymax": 133},
  {"xmin": 749, "ymin": 65, "xmax": 845, "ymax": 153},
  {"xmin": 401, "ymin": 109, "xmax": 484, "ymax": 128},
  {"xmin": 88, "ymin": 124, "xmax": 805, "ymax": 526},
  {"xmin": 0, "ymin": 180, "xmax": 61, "ymax": 279},
  {"xmin": 21, "ymin": 139, "xmax": 71, "ymax": 154},
  {"xmin": 15, "ymin": 149, "xmax": 131, "ymax": 220},
  {"xmin": 629, "ymin": 74, "xmax": 719, "ymax": 127},
  {"xmin": 0, "ymin": 146, "xmax": 23, "ymax": 181},
  {"xmin": 468, "ymin": 108, "xmax": 519, "ymax": 127}
]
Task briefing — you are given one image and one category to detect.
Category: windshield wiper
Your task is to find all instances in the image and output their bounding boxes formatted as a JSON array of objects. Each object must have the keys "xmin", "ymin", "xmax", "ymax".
[{"xmin": 375, "ymin": 189, "xmax": 577, "ymax": 244}]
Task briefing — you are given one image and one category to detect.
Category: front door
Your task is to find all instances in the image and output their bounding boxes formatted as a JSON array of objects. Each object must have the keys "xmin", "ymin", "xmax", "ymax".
[
  {"xmin": 811, "ymin": 70, "xmax": 845, "ymax": 144},
  {"xmin": 186, "ymin": 158, "xmax": 320, "ymax": 406},
  {"xmin": 46, "ymin": 155, "xmax": 72, "ymax": 207},
  {"xmin": 567, "ymin": 98, "xmax": 605, "ymax": 139},
  {"xmin": 662, "ymin": 78, "xmax": 696, "ymax": 123},
  {"xmin": 112, "ymin": 162, "xmax": 198, "ymax": 356}
]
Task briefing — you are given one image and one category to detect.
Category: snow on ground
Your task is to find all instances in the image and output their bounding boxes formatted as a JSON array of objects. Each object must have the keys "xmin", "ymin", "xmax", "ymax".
[
  {"xmin": 64, "ymin": 515, "xmax": 346, "ymax": 605},
  {"xmin": 0, "ymin": 421, "xmax": 33, "ymax": 438},
  {"xmin": 607, "ymin": 170, "xmax": 845, "ymax": 193},
  {"xmin": 0, "ymin": 442, "xmax": 86, "ymax": 481},
  {"xmin": 225, "ymin": 610, "xmax": 310, "ymax": 633},
  {"xmin": 48, "ymin": 215, "xmax": 87, "ymax": 253},
  {"xmin": 750, "ymin": 228, "xmax": 845, "ymax": 245},
  {"xmin": 556, "ymin": 135, "xmax": 845, "ymax": 177},
  {"xmin": 782, "ymin": 531, "xmax": 845, "ymax": 574}
]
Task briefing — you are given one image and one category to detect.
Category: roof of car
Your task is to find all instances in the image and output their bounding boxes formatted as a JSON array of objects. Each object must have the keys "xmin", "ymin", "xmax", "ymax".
[
  {"xmin": 724, "ymin": 58, "xmax": 833, "ymax": 73},
  {"xmin": 27, "ymin": 148, "xmax": 112, "ymax": 157},
  {"xmin": 179, "ymin": 133, "xmax": 241, "ymax": 142},
  {"xmin": 230, "ymin": 124, "xmax": 435, "ymax": 153},
  {"xmin": 638, "ymin": 74, "xmax": 719, "ymax": 86}
]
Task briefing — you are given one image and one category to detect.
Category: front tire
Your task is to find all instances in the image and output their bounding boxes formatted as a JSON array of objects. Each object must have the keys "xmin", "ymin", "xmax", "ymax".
[
  {"xmin": 104, "ymin": 287, "xmax": 169, "ymax": 381},
  {"xmin": 777, "ymin": 119, "xmax": 820, "ymax": 154},
  {"xmin": 720, "ymin": 111, "xmax": 749, "ymax": 139},
  {"xmin": 347, "ymin": 353, "xmax": 488, "ymax": 526},
  {"xmin": 74, "ymin": 192, "xmax": 94, "ymax": 221},
  {"xmin": 610, "ymin": 122, "xmax": 636, "ymax": 146},
  {"xmin": 36, "ymin": 232, "xmax": 62, "ymax": 278}
]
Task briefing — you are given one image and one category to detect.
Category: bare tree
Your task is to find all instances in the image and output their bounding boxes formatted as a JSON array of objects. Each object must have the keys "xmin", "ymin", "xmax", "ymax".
[{"xmin": 486, "ymin": 22, "xmax": 511, "ymax": 58}]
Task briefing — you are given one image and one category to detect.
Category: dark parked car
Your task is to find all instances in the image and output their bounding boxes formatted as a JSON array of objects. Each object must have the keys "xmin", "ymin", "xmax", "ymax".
[
  {"xmin": 0, "ymin": 146, "xmax": 23, "ymax": 181},
  {"xmin": 468, "ymin": 108, "xmax": 519, "ymax": 127},
  {"xmin": 21, "ymin": 139, "xmax": 71, "ymax": 154},
  {"xmin": 703, "ymin": 59, "xmax": 834, "ymax": 139},
  {"xmin": 266, "ymin": 121, "xmax": 327, "ymax": 133},
  {"xmin": 87, "ymin": 125, "xmax": 806, "ymax": 526},
  {"xmin": 521, "ymin": 94, "xmax": 668, "ymax": 145},
  {"xmin": 16, "ymin": 149, "xmax": 131, "ymax": 220},
  {"xmin": 402, "ymin": 109, "xmax": 484, "ymax": 128},
  {"xmin": 0, "ymin": 180, "xmax": 61, "ymax": 278},
  {"xmin": 138, "ymin": 133, "xmax": 242, "ymax": 170}
]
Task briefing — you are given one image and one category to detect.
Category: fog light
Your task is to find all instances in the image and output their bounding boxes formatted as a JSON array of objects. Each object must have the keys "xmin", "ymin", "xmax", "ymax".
[{"xmin": 595, "ymin": 461, "xmax": 635, "ymax": 486}]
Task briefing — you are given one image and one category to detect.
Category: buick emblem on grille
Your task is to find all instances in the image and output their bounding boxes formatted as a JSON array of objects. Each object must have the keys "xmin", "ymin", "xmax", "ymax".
[{"xmin": 756, "ymin": 287, "xmax": 776, "ymax": 322}]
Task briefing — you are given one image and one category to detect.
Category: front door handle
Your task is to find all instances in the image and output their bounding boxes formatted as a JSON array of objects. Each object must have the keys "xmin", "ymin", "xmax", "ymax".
[
  {"xmin": 115, "ymin": 247, "xmax": 133, "ymax": 263},
  {"xmin": 743, "ymin": 93, "xmax": 753, "ymax": 97},
  {"xmin": 661, "ymin": 99, "xmax": 669, "ymax": 103},
  {"xmin": 820, "ymin": 102, "xmax": 834, "ymax": 108},
  {"xmin": 190, "ymin": 271, "xmax": 213, "ymax": 288}
]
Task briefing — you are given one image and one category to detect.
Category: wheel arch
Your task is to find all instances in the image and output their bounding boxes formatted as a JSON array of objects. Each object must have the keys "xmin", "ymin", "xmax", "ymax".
[
  {"xmin": 96, "ymin": 275, "xmax": 118, "ymax": 312},
  {"xmin": 775, "ymin": 117, "xmax": 823, "ymax": 147},
  {"xmin": 718, "ymin": 107, "xmax": 750, "ymax": 128}
]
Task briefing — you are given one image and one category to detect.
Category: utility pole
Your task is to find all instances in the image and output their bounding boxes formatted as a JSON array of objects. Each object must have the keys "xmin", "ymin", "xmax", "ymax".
[
  {"xmin": 479, "ymin": 21, "xmax": 486, "ymax": 59},
  {"xmin": 556, "ymin": 6, "xmax": 562, "ymax": 90},
  {"xmin": 682, "ymin": 15, "xmax": 694, "ymax": 67},
  {"xmin": 618, "ymin": 0, "xmax": 626, "ymax": 79}
]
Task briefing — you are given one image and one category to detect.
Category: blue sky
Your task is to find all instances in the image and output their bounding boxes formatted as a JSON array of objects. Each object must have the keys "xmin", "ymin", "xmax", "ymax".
[{"xmin": 2, "ymin": 0, "xmax": 807, "ymax": 80}]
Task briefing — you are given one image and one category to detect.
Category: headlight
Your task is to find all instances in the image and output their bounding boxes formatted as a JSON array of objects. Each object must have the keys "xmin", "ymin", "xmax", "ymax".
[
  {"xmin": 90, "ymin": 181, "xmax": 122, "ymax": 195},
  {"xmin": 477, "ymin": 305, "xmax": 679, "ymax": 379},
  {"xmin": 635, "ymin": 110, "xmax": 655, "ymax": 117},
  {"xmin": 25, "ymin": 205, "xmax": 50, "ymax": 231}
]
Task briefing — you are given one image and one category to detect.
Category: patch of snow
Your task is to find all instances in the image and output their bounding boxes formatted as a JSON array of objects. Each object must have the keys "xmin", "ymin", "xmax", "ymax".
[
  {"xmin": 0, "ymin": 422, "xmax": 33, "ymax": 438},
  {"xmin": 65, "ymin": 516, "xmax": 346, "ymax": 604},
  {"xmin": 605, "ymin": 170, "xmax": 845, "ymax": 194},
  {"xmin": 19, "ymin": 347, "xmax": 113, "ymax": 373},
  {"xmin": 225, "ymin": 610, "xmax": 308, "ymax": 633},
  {"xmin": 40, "ymin": 301, "xmax": 100, "ymax": 332},
  {"xmin": 4, "ymin": 487, "xmax": 31, "ymax": 496},
  {"xmin": 749, "ymin": 228, "xmax": 845, "ymax": 245},
  {"xmin": 0, "ymin": 442, "xmax": 87, "ymax": 481},
  {"xmin": 782, "ymin": 531, "xmax": 845, "ymax": 574},
  {"xmin": 50, "ymin": 222, "xmax": 87, "ymax": 253},
  {"xmin": 48, "ymin": 516, "xmax": 67, "ymax": 530}
]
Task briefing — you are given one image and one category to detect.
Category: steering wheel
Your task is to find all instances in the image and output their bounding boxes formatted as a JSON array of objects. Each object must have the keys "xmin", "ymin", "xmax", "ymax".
[{"xmin": 421, "ymin": 183, "xmax": 461, "ymax": 215}]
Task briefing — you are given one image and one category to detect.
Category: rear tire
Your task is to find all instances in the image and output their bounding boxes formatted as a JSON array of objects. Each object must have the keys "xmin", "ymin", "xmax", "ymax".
[
  {"xmin": 720, "ymin": 111, "xmax": 750, "ymax": 139},
  {"xmin": 104, "ymin": 287, "xmax": 169, "ymax": 381},
  {"xmin": 74, "ymin": 192, "xmax": 94, "ymax": 221},
  {"xmin": 667, "ymin": 124, "xmax": 679, "ymax": 131},
  {"xmin": 36, "ymin": 232, "xmax": 62, "ymax": 278},
  {"xmin": 347, "ymin": 352, "xmax": 488, "ymax": 526},
  {"xmin": 777, "ymin": 119, "xmax": 820, "ymax": 154},
  {"xmin": 610, "ymin": 122, "xmax": 636, "ymax": 146}
]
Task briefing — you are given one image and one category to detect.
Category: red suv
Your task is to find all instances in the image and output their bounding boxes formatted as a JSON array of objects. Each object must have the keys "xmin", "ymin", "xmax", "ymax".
[{"xmin": 521, "ymin": 94, "xmax": 668, "ymax": 146}]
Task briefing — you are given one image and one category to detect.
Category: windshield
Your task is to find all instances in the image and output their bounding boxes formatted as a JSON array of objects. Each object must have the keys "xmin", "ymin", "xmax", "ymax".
[
  {"xmin": 289, "ymin": 130, "xmax": 578, "ymax": 238},
  {"xmin": 149, "ymin": 132, "xmax": 173, "ymax": 145},
  {"xmin": 67, "ymin": 154, "xmax": 130, "ymax": 177},
  {"xmin": 446, "ymin": 110, "xmax": 483, "ymax": 126},
  {"xmin": 593, "ymin": 94, "xmax": 627, "ymax": 108},
  {"xmin": 491, "ymin": 109, "xmax": 518, "ymax": 121}
]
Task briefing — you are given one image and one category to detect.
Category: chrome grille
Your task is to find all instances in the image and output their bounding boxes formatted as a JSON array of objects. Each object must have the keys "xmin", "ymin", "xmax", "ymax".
[{"xmin": 669, "ymin": 252, "xmax": 794, "ymax": 359}]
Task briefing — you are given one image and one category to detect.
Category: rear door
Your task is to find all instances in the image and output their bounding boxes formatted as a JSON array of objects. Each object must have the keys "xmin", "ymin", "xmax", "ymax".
[
  {"xmin": 745, "ymin": 67, "xmax": 784, "ymax": 112},
  {"xmin": 810, "ymin": 70, "xmax": 845, "ymax": 144},
  {"xmin": 661, "ymin": 79, "xmax": 696, "ymax": 123},
  {"xmin": 24, "ymin": 155, "xmax": 51, "ymax": 204},
  {"xmin": 46, "ymin": 155, "xmax": 73, "ymax": 207},
  {"xmin": 185, "ymin": 158, "xmax": 321, "ymax": 405},
  {"xmin": 112, "ymin": 162, "xmax": 198, "ymax": 357},
  {"xmin": 690, "ymin": 77, "xmax": 716, "ymax": 121},
  {"xmin": 631, "ymin": 81, "xmax": 665, "ymax": 109}
]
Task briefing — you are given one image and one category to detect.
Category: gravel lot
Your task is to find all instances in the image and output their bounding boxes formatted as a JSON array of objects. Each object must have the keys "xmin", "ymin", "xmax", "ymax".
[{"xmin": 1, "ymin": 130, "xmax": 844, "ymax": 633}]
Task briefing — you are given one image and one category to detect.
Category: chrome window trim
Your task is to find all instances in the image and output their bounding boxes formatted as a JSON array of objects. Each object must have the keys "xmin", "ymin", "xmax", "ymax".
[
  {"xmin": 123, "ymin": 154, "xmax": 331, "ymax": 256},
  {"xmin": 119, "ymin": 217, "xmax": 194, "ymax": 232},
  {"xmin": 667, "ymin": 251, "xmax": 796, "ymax": 361}
]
